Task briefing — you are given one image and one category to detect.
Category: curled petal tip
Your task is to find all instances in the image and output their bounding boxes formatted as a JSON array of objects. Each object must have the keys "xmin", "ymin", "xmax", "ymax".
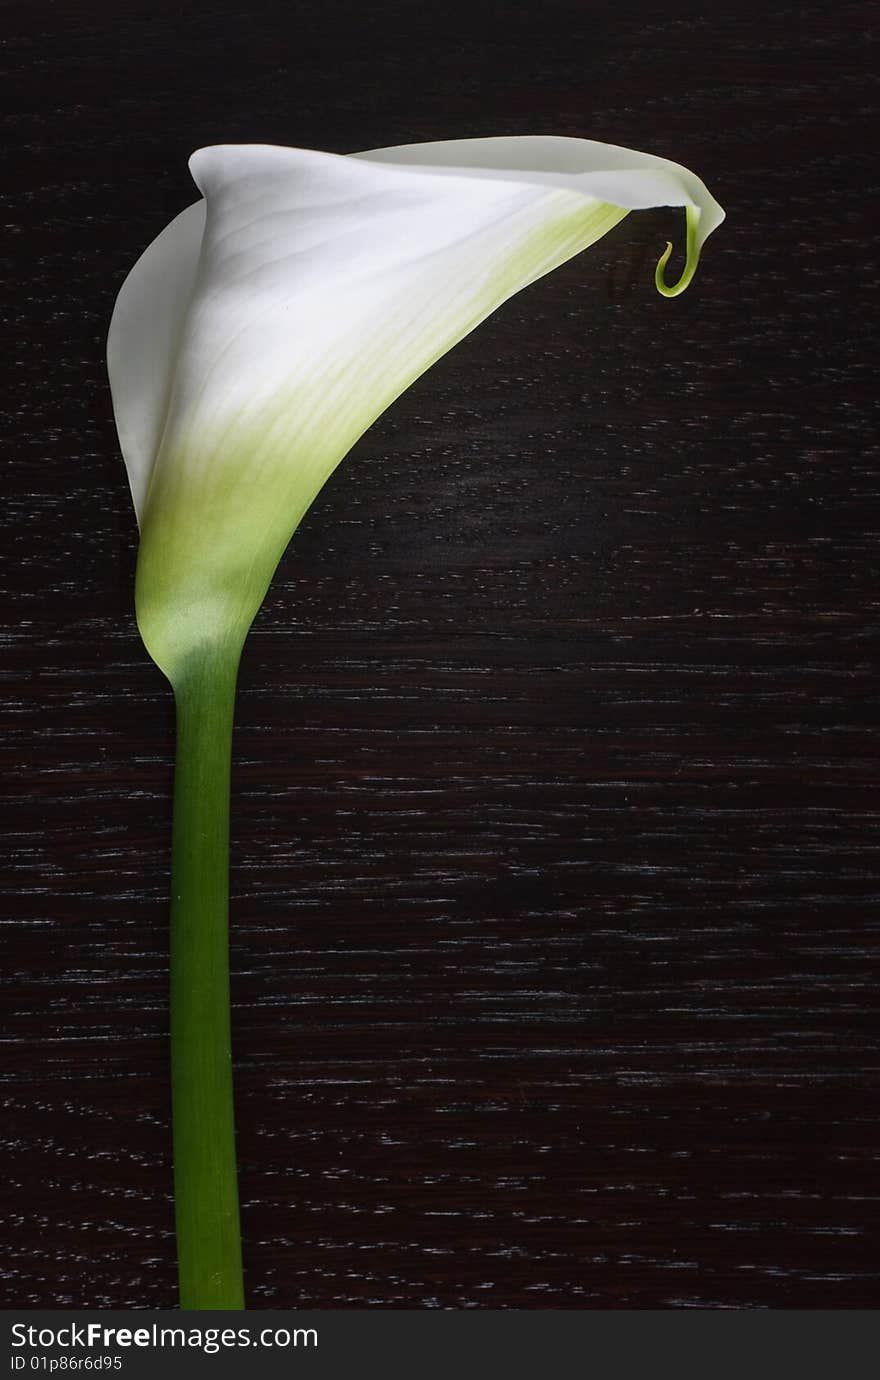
[
  {"xmin": 654, "ymin": 204, "xmax": 701, "ymax": 298},
  {"xmin": 654, "ymin": 239, "xmax": 676, "ymax": 294}
]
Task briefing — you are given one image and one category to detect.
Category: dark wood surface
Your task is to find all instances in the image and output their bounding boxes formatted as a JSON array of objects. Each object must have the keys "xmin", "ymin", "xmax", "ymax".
[{"xmin": 2, "ymin": 0, "xmax": 878, "ymax": 1309}]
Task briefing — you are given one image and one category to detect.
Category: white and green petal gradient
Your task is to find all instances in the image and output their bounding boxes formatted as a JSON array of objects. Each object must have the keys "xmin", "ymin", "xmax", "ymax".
[{"xmin": 108, "ymin": 136, "xmax": 724, "ymax": 682}]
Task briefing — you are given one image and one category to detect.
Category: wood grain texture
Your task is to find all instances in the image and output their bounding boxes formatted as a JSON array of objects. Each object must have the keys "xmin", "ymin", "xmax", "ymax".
[{"xmin": 1, "ymin": 0, "xmax": 878, "ymax": 1309}]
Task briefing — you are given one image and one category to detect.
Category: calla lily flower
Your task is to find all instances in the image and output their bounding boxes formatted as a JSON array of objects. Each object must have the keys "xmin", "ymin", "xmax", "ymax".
[
  {"xmin": 107, "ymin": 135, "xmax": 723, "ymax": 1311},
  {"xmin": 109, "ymin": 136, "xmax": 723, "ymax": 680}
]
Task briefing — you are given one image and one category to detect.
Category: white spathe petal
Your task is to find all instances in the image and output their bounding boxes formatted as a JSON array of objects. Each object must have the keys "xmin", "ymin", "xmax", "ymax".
[
  {"xmin": 108, "ymin": 137, "xmax": 724, "ymax": 677},
  {"xmin": 112, "ymin": 138, "xmax": 723, "ymax": 533},
  {"xmin": 106, "ymin": 200, "xmax": 206, "ymax": 525},
  {"xmin": 149, "ymin": 138, "xmax": 721, "ymax": 509}
]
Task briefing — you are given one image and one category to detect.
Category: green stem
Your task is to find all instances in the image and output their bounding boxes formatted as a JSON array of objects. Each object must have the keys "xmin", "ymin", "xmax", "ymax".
[{"xmin": 169, "ymin": 646, "xmax": 244, "ymax": 1310}]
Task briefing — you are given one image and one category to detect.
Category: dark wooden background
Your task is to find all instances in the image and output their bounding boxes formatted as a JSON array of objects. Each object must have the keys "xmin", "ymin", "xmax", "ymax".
[{"xmin": 2, "ymin": 0, "xmax": 878, "ymax": 1309}]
